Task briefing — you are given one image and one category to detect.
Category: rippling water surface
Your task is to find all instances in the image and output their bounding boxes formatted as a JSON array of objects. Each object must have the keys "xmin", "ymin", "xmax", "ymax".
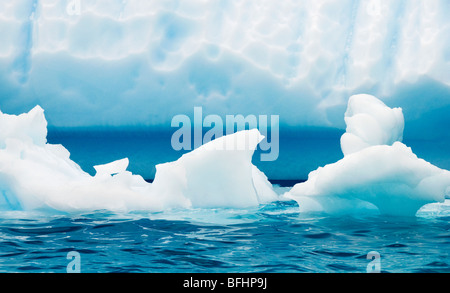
[{"xmin": 1, "ymin": 201, "xmax": 449, "ymax": 273}]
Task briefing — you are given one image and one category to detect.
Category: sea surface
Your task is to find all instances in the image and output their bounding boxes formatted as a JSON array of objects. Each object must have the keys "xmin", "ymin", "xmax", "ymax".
[
  {"xmin": 0, "ymin": 201, "xmax": 449, "ymax": 273},
  {"xmin": 0, "ymin": 129, "xmax": 448, "ymax": 273}
]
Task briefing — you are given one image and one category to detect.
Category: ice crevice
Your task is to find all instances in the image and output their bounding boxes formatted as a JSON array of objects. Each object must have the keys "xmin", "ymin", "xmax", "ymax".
[{"xmin": 12, "ymin": 0, "xmax": 38, "ymax": 84}]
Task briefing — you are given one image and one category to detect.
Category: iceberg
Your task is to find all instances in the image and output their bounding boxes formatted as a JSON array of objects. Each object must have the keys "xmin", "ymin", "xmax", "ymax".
[
  {"xmin": 151, "ymin": 129, "xmax": 278, "ymax": 209},
  {"xmin": 0, "ymin": 0, "xmax": 449, "ymax": 140},
  {"xmin": 0, "ymin": 106, "xmax": 277, "ymax": 213},
  {"xmin": 284, "ymin": 94, "xmax": 450, "ymax": 216}
]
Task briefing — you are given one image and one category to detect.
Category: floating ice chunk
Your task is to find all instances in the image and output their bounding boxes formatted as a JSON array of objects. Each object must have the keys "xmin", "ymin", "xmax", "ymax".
[
  {"xmin": 94, "ymin": 158, "xmax": 130, "ymax": 177},
  {"xmin": 287, "ymin": 142, "xmax": 450, "ymax": 216},
  {"xmin": 0, "ymin": 107, "xmax": 276, "ymax": 213},
  {"xmin": 151, "ymin": 129, "xmax": 278, "ymax": 209},
  {"xmin": 285, "ymin": 94, "xmax": 450, "ymax": 216},
  {"xmin": 417, "ymin": 200, "xmax": 450, "ymax": 218},
  {"xmin": 340, "ymin": 94, "xmax": 404, "ymax": 156}
]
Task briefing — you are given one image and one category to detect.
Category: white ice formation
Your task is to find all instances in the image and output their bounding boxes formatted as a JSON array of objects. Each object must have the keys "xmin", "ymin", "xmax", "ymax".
[
  {"xmin": 0, "ymin": 106, "xmax": 277, "ymax": 213},
  {"xmin": 285, "ymin": 94, "xmax": 450, "ymax": 216}
]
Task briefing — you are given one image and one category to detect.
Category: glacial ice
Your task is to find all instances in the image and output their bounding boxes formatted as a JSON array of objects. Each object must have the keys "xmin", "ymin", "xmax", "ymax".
[
  {"xmin": 284, "ymin": 94, "xmax": 450, "ymax": 216},
  {"xmin": 0, "ymin": 0, "xmax": 449, "ymax": 139},
  {"xmin": 0, "ymin": 106, "xmax": 277, "ymax": 213}
]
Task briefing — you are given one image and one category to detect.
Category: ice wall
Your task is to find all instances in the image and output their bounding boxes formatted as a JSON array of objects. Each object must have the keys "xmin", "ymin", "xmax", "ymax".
[{"xmin": 0, "ymin": 0, "xmax": 449, "ymax": 137}]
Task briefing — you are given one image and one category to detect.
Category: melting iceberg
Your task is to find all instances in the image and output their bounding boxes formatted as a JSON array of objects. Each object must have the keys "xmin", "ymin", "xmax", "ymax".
[
  {"xmin": 0, "ymin": 106, "xmax": 277, "ymax": 213},
  {"xmin": 284, "ymin": 94, "xmax": 450, "ymax": 216}
]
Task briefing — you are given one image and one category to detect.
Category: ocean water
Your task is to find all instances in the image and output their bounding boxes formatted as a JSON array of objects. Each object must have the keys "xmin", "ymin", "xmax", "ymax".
[
  {"xmin": 0, "ymin": 129, "xmax": 448, "ymax": 273},
  {"xmin": 0, "ymin": 201, "xmax": 449, "ymax": 273},
  {"xmin": 46, "ymin": 128, "xmax": 347, "ymax": 181},
  {"xmin": 46, "ymin": 128, "xmax": 450, "ymax": 181}
]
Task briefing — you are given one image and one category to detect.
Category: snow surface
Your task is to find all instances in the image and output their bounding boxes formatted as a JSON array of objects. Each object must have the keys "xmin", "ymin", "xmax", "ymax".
[
  {"xmin": 0, "ymin": 0, "xmax": 449, "ymax": 138},
  {"xmin": 284, "ymin": 94, "xmax": 450, "ymax": 216}
]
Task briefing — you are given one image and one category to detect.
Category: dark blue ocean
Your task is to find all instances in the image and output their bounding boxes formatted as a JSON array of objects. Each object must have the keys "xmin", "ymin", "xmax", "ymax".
[{"xmin": 0, "ymin": 129, "xmax": 449, "ymax": 273}]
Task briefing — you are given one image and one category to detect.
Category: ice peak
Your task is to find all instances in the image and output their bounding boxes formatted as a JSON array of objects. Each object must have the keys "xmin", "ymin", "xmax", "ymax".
[
  {"xmin": 0, "ymin": 105, "xmax": 47, "ymax": 149},
  {"xmin": 340, "ymin": 94, "xmax": 404, "ymax": 156}
]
